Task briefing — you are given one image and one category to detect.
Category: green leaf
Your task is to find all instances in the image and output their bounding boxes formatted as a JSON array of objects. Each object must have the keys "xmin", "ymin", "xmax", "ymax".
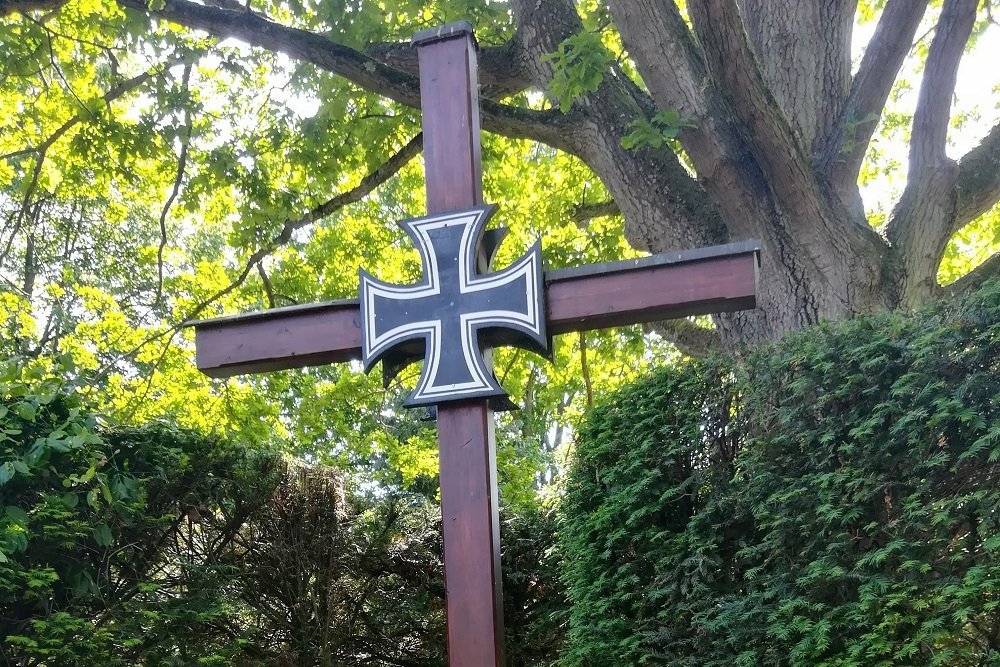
[
  {"xmin": 4, "ymin": 505, "xmax": 29, "ymax": 526},
  {"xmin": 15, "ymin": 402, "xmax": 36, "ymax": 421},
  {"xmin": 93, "ymin": 523, "xmax": 113, "ymax": 547}
]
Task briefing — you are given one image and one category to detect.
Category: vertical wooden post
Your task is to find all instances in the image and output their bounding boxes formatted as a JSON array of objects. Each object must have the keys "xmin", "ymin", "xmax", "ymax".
[{"xmin": 412, "ymin": 22, "xmax": 505, "ymax": 667}]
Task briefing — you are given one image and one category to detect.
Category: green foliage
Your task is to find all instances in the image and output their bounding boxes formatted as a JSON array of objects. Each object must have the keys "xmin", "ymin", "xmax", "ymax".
[
  {"xmin": 560, "ymin": 355, "xmax": 739, "ymax": 666},
  {"xmin": 621, "ymin": 111, "xmax": 697, "ymax": 151},
  {"xmin": 543, "ymin": 31, "xmax": 613, "ymax": 112},
  {"xmin": 1, "ymin": 353, "xmax": 567, "ymax": 664},
  {"xmin": 1, "ymin": 353, "xmax": 281, "ymax": 665},
  {"xmin": 561, "ymin": 280, "xmax": 1000, "ymax": 666},
  {"xmin": 0, "ymin": 0, "xmax": 653, "ymax": 501},
  {"xmin": 503, "ymin": 506, "xmax": 569, "ymax": 666}
]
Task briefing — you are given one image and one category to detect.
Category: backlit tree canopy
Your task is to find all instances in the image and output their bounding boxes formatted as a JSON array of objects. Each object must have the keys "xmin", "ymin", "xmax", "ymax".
[{"xmin": 0, "ymin": 0, "xmax": 998, "ymax": 488}]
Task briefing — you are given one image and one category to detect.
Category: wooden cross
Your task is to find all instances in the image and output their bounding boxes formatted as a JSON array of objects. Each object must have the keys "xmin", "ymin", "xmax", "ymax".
[{"xmin": 193, "ymin": 21, "xmax": 758, "ymax": 667}]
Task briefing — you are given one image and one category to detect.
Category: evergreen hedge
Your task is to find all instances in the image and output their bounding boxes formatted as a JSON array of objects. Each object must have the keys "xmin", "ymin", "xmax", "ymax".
[{"xmin": 561, "ymin": 280, "xmax": 1000, "ymax": 666}]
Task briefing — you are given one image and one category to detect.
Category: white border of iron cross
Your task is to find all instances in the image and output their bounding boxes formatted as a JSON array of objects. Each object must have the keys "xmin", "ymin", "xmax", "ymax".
[{"xmin": 359, "ymin": 204, "xmax": 547, "ymax": 407}]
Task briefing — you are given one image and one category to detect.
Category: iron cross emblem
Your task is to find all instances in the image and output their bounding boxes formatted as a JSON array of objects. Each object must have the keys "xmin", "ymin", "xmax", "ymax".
[{"xmin": 359, "ymin": 205, "xmax": 548, "ymax": 407}]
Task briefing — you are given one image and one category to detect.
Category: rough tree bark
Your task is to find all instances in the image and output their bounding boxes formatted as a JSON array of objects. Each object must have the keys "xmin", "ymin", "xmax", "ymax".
[{"xmin": 7, "ymin": 0, "xmax": 999, "ymax": 353}]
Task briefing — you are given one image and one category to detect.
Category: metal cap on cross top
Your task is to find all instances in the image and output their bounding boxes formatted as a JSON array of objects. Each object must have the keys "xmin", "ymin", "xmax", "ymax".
[
  {"xmin": 191, "ymin": 20, "xmax": 759, "ymax": 667},
  {"xmin": 411, "ymin": 20, "xmax": 477, "ymax": 47}
]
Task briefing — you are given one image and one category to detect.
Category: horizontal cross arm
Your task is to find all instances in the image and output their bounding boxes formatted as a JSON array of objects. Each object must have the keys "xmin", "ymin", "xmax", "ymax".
[
  {"xmin": 194, "ymin": 298, "xmax": 362, "ymax": 378},
  {"xmin": 192, "ymin": 241, "xmax": 759, "ymax": 378},
  {"xmin": 545, "ymin": 241, "xmax": 758, "ymax": 334}
]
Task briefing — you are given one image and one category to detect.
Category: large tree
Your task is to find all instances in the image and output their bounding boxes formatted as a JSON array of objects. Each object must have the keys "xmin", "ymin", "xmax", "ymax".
[{"xmin": 1, "ymin": 0, "xmax": 998, "ymax": 352}]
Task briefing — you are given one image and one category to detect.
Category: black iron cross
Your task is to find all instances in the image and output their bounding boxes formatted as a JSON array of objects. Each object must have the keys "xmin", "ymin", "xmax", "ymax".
[{"xmin": 360, "ymin": 205, "xmax": 546, "ymax": 407}]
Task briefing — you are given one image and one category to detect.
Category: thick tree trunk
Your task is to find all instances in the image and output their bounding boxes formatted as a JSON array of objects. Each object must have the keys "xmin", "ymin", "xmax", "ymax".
[{"xmin": 604, "ymin": 0, "xmax": 891, "ymax": 346}]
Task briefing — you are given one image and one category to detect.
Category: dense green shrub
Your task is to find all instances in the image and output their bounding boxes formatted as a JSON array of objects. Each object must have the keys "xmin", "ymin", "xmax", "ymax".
[
  {"xmin": 1, "ymin": 354, "xmax": 566, "ymax": 665},
  {"xmin": 560, "ymin": 355, "xmax": 740, "ymax": 666},
  {"xmin": 503, "ymin": 506, "xmax": 568, "ymax": 666},
  {"xmin": 1, "ymin": 353, "xmax": 281, "ymax": 665},
  {"xmin": 561, "ymin": 280, "xmax": 1000, "ymax": 666}
]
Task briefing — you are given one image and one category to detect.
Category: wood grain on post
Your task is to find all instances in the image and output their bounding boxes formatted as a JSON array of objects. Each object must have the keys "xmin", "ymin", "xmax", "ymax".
[{"xmin": 413, "ymin": 21, "xmax": 505, "ymax": 667}]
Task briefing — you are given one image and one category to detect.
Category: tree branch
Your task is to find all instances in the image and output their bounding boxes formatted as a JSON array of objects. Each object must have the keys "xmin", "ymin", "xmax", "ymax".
[
  {"xmin": 0, "ymin": 63, "xmax": 171, "ymax": 266},
  {"xmin": 256, "ymin": 262, "xmax": 276, "ymax": 308},
  {"xmin": 155, "ymin": 62, "xmax": 193, "ymax": 306},
  {"xmin": 944, "ymin": 250, "xmax": 1000, "ymax": 298},
  {"xmin": 0, "ymin": 0, "xmax": 65, "ymax": 17},
  {"xmin": 568, "ymin": 199, "xmax": 619, "ymax": 225},
  {"xmin": 739, "ymin": 0, "xmax": 856, "ymax": 153},
  {"xmin": 1, "ymin": 62, "xmax": 172, "ymax": 163},
  {"xmin": 886, "ymin": 0, "xmax": 979, "ymax": 305},
  {"xmin": 644, "ymin": 319, "xmax": 722, "ymax": 358},
  {"xmin": 687, "ymin": 0, "xmax": 819, "ymax": 214},
  {"xmin": 365, "ymin": 36, "xmax": 533, "ymax": 99},
  {"xmin": 607, "ymin": 0, "xmax": 709, "ymax": 120},
  {"xmin": 113, "ymin": 0, "xmax": 574, "ymax": 150},
  {"xmin": 953, "ymin": 122, "xmax": 1000, "ymax": 231},
  {"xmin": 115, "ymin": 0, "xmax": 420, "ymax": 102},
  {"xmin": 908, "ymin": 0, "xmax": 978, "ymax": 175},
  {"xmin": 97, "ymin": 133, "xmax": 423, "ymax": 386},
  {"xmin": 184, "ymin": 132, "xmax": 423, "ymax": 325},
  {"xmin": 500, "ymin": 0, "xmax": 724, "ymax": 258},
  {"xmin": 820, "ymin": 0, "xmax": 930, "ymax": 203},
  {"xmin": 684, "ymin": 0, "xmax": 887, "ymax": 263}
]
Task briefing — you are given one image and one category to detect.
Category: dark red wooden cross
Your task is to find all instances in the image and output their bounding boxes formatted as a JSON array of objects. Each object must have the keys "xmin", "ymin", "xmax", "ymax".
[{"xmin": 193, "ymin": 21, "xmax": 758, "ymax": 667}]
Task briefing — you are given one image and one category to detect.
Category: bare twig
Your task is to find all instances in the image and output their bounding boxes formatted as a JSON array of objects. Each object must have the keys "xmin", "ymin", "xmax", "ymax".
[{"xmin": 155, "ymin": 63, "xmax": 194, "ymax": 305}]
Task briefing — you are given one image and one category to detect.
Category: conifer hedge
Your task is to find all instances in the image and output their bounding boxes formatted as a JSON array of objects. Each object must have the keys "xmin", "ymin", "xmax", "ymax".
[{"xmin": 561, "ymin": 280, "xmax": 1000, "ymax": 666}]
